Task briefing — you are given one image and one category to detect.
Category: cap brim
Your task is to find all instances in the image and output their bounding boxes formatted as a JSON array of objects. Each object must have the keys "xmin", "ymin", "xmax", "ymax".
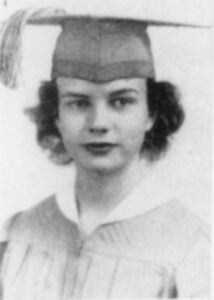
[{"xmin": 28, "ymin": 14, "xmax": 210, "ymax": 28}]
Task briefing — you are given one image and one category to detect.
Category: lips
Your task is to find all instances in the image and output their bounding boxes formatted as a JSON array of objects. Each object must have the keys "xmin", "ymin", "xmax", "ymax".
[{"xmin": 83, "ymin": 143, "xmax": 117, "ymax": 155}]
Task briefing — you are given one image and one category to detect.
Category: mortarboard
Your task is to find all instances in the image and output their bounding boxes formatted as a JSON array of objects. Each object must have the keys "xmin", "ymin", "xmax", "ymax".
[{"xmin": 0, "ymin": 8, "xmax": 208, "ymax": 89}]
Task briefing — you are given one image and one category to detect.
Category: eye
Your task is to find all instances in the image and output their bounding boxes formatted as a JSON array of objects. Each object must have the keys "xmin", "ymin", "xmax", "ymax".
[
  {"xmin": 110, "ymin": 97, "xmax": 136, "ymax": 109},
  {"xmin": 64, "ymin": 99, "xmax": 91, "ymax": 109}
]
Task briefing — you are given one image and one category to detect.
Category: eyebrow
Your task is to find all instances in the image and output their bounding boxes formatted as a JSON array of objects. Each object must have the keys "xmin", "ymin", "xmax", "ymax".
[
  {"xmin": 109, "ymin": 88, "xmax": 139, "ymax": 97},
  {"xmin": 60, "ymin": 92, "xmax": 89, "ymax": 99}
]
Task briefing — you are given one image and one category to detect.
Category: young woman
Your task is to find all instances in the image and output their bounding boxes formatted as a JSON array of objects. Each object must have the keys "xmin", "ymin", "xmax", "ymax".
[{"xmin": 0, "ymin": 11, "xmax": 210, "ymax": 299}]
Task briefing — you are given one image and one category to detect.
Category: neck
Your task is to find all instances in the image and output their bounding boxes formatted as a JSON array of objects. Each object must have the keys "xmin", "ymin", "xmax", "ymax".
[{"xmin": 75, "ymin": 159, "xmax": 150, "ymax": 220}]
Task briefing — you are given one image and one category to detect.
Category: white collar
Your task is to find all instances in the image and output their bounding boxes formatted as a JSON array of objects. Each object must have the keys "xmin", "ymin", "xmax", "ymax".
[{"xmin": 56, "ymin": 168, "xmax": 174, "ymax": 230}]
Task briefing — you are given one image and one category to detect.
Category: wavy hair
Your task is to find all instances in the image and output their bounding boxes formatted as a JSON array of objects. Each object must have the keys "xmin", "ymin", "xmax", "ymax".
[{"xmin": 25, "ymin": 78, "xmax": 185, "ymax": 164}]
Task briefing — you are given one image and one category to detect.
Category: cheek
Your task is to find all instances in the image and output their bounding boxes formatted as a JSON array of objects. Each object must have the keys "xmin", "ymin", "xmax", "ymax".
[
  {"xmin": 121, "ymin": 111, "xmax": 151, "ymax": 139},
  {"xmin": 56, "ymin": 114, "xmax": 84, "ymax": 147},
  {"xmin": 125, "ymin": 124, "xmax": 146, "ymax": 148},
  {"xmin": 119, "ymin": 110, "xmax": 152, "ymax": 154}
]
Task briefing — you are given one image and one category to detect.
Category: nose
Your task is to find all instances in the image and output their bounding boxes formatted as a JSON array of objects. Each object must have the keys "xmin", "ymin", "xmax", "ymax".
[{"xmin": 88, "ymin": 102, "xmax": 110, "ymax": 134}]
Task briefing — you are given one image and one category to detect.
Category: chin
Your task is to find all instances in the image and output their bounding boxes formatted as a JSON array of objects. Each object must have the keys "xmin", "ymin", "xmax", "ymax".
[{"xmin": 77, "ymin": 157, "xmax": 127, "ymax": 175}]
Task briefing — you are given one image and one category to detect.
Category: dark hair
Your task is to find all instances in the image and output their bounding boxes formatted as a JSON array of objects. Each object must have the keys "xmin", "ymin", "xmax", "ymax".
[
  {"xmin": 25, "ymin": 78, "xmax": 185, "ymax": 164},
  {"xmin": 143, "ymin": 79, "xmax": 185, "ymax": 160}
]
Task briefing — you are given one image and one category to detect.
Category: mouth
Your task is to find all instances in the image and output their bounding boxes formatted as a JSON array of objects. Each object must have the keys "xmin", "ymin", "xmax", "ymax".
[{"xmin": 83, "ymin": 143, "xmax": 117, "ymax": 155}]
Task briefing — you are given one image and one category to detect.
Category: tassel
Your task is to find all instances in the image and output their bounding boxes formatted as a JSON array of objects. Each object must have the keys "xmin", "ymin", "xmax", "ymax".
[
  {"xmin": 0, "ymin": 8, "xmax": 65, "ymax": 89},
  {"xmin": 0, "ymin": 9, "xmax": 35, "ymax": 88}
]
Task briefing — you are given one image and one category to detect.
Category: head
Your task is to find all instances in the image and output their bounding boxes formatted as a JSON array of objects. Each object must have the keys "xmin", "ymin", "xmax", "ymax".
[{"xmin": 25, "ymin": 16, "xmax": 184, "ymax": 169}]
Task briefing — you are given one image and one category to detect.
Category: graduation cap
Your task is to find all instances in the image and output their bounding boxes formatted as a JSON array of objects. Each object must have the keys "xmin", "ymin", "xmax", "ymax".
[{"xmin": 0, "ymin": 8, "xmax": 208, "ymax": 89}]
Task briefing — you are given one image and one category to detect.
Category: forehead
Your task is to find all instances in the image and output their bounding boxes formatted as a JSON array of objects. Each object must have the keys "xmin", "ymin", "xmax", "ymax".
[{"xmin": 56, "ymin": 77, "xmax": 147, "ymax": 94}]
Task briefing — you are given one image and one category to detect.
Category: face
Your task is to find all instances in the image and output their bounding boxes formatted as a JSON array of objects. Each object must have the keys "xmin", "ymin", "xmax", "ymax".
[{"xmin": 56, "ymin": 78, "xmax": 153, "ymax": 173}]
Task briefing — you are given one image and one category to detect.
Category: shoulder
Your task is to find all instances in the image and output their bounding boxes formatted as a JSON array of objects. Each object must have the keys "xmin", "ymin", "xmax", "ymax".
[
  {"xmin": 135, "ymin": 198, "xmax": 210, "ymax": 241},
  {"xmin": 0, "ymin": 196, "xmax": 78, "ymax": 249},
  {"xmin": 127, "ymin": 199, "xmax": 210, "ymax": 266},
  {"xmin": 159, "ymin": 199, "xmax": 210, "ymax": 262},
  {"xmin": 0, "ymin": 212, "xmax": 21, "ymax": 243},
  {"xmin": 0, "ymin": 212, "xmax": 21, "ymax": 270},
  {"xmin": 157, "ymin": 199, "xmax": 210, "ymax": 248},
  {"xmin": 146, "ymin": 199, "xmax": 209, "ymax": 238},
  {"xmin": 155, "ymin": 199, "xmax": 210, "ymax": 239}
]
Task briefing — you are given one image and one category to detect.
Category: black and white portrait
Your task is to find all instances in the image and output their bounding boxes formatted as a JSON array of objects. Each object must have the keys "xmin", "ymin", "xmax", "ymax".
[{"xmin": 0, "ymin": 0, "xmax": 212, "ymax": 299}]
